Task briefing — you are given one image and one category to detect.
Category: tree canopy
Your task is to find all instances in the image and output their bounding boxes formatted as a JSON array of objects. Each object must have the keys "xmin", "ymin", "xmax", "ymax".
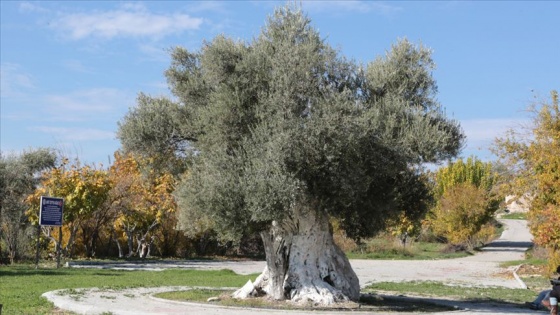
[
  {"xmin": 0, "ymin": 148, "xmax": 57, "ymax": 263},
  {"xmin": 494, "ymin": 90, "xmax": 560, "ymax": 269},
  {"xmin": 428, "ymin": 157, "xmax": 500, "ymax": 247},
  {"xmin": 118, "ymin": 6, "xmax": 464, "ymax": 243}
]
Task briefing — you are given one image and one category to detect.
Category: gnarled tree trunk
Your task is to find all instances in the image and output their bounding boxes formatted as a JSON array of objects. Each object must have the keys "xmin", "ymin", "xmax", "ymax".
[{"xmin": 238, "ymin": 208, "xmax": 359, "ymax": 305}]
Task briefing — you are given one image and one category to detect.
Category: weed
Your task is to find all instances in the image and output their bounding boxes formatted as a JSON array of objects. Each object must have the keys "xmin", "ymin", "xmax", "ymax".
[{"xmin": 100, "ymin": 295, "xmax": 117, "ymax": 300}]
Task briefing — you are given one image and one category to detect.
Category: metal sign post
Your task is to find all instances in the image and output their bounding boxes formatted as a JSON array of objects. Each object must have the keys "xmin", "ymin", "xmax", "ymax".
[{"xmin": 36, "ymin": 196, "xmax": 64, "ymax": 269}]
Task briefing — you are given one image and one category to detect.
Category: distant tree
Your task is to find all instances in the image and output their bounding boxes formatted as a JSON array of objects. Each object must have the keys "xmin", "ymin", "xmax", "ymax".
[
  {"xmin": 432, "ymin": 183, "xmax": 496, "ymax": 246},
  {"xmin": 493, "ymin": 90, "xmax": 560, "ymax": 269},
  {"xmin": 108, "ymin": 152, "xmax": 176, "ymax": 258},
  {"xmin": 428, "ymin": 157, "xmax": 500, "ymax": 248},
  {"xmin": 118, "ymin": 5, "xmax": 463, "ymax": 304},
  {"xmin": 433, "ymin": 157, "xmax": 496, "ymax": 197},
  {"xmin": 0, "ymin": 148, "xmax": 57, "ymax": 263},
  {"xmin": 26, "ymin": 158, "xmax": 111, "ymax": 258}
]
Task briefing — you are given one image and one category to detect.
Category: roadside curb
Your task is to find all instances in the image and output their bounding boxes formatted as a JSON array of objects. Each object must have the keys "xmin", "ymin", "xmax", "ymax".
[{"xmin": 513, "ymin": 264, "xmax": 528, "ymax": 289}]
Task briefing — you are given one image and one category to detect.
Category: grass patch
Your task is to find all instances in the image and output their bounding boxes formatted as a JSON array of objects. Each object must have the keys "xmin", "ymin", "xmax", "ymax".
[
  {"xmin": 0, "ymin": 263, "xmax": 257, "ymax": 315},
  {"xmin": 500, "ymin": 212, "xmax": 528, "ymax": 220},
  {"xmin": 522, "ymin": 276, "xmax": 551, "ymax": 292},
  {"xmin": 347, "ymin": 240, "xmax": 470, "ymax": 260},
  {"xmin": 157, "ymin": 289, "xmax": 284, "ymax": 309},
  {"xmin": 500, "ymin": 257, "xmax": 547, "ymax": 268},
  {"xmin": 156, "ymin": 288, "xmax": 232, "ymax": 302},
  {"xmin": 364, "ymin": 281, "xmax": 537, "ymax": 304}
]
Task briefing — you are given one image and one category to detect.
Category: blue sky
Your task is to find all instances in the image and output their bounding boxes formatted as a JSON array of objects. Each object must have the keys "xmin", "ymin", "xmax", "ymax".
[{"xmin": 1, "ymin": 1, "xmax": 559, "ymax": 166}]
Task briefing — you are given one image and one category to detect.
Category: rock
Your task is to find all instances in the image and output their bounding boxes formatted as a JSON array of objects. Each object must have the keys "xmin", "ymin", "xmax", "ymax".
[{"xmin": 207, "ymin": 296, "xmax": 220, "ymax": 302}]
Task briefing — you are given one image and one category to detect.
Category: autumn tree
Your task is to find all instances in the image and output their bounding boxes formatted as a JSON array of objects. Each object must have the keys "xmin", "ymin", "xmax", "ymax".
[
  {"xmin": 118, "ymin": 6, "xmax": 463, "ymax": 304},
  {"xmin": 433, "ymin": 157, "xmax": 497, "ymax": 197},
  {"xmin": 0, "ymin": 148, "xmax": 57, "ymax": 263},
  {"xmin": 108, "ymin": 152, "xmax": 176, "ymax": 258},
  {"xmin": 26, "ymin": 159, "xmax": 111, "ymax": 258},
  {"xmin": 494, "ymin": 90, "xmax": 560, "ymax": 269},
  {"xmin": 428, "ymin": 157, "xmax": 500, "ymax": 247}
]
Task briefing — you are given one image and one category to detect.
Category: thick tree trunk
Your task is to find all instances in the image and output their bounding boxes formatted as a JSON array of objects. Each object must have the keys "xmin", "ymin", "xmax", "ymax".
[{"xmin": 237, "ymin": 208, "xmax": 360, "ymax": 305}]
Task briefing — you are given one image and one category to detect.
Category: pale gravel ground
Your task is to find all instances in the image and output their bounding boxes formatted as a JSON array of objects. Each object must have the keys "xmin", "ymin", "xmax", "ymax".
[{"xmin": 43, "ymin": 219, "xmax": 540, "ymax": 314}]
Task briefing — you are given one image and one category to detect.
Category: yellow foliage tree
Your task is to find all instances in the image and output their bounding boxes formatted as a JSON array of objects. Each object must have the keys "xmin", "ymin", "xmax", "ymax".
[
  {"xmin": 494, "ymin": 90, "xmax": 560, "ymax": 270},
  {"xmin": 428, "ymin": 157, "xmax": 500, "ymax": 248},
  {"xmin": 432, "ymin": 183, "xmax": 496, "ymax": 246},
  {"xmin": 109, "ymin": 152, "xmax": 176, "ymax": 258},
  {"xmin": 26, "ymin": 158, "xmax": 111, "ymax": 258}
]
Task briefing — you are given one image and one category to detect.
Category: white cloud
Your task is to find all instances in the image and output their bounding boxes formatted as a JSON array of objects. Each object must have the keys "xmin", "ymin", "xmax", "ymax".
[
  {"xmin": 303, "ymin": 1, "xmax": 401, "ymax": 15},
  {"xmin": 0, "ymin": 63, "xmax": 36, "ymax": 98},
  {"xmin": 460, "ymin": 118, "xmax": 530, "ymax": 158},
  {"xmin": 19, "ymin": 2, "xmax": 50, "ymax": 14},
  {"xmin": 32, "ymin": 126, "xmax": 115, "ymax": 141},
  {"xmin": 44, "ymin": 88, "xmax": 130, "ymax": 116},
  {"xmin": 461, "ymin": 118, "xmax": 528, "ymax": 143},
  {"xmin": 50, "ymin": 3, "xmax": 203, "ymax": 40}
]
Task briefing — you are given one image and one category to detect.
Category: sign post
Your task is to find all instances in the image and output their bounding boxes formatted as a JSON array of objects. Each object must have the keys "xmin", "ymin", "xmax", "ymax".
[{"xmin": 36, "ymin": 196, "xmax": 64, "ymax": 269}]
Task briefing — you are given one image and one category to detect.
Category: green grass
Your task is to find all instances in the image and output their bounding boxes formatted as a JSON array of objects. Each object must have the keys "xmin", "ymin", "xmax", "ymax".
[
  {"xmin": 1, "ymin": 257, "xmax": 547, "ymax": 314},
  {"xmin": 500, "ymin": 212, "xmax": 528, "ymax": 220},
  {"xmin": 155, "ymin": 289, "xmax": 283, "ymax": 308},
  {"xmin": 156, "ymin": 288, "xmax": 232, "ymax": 302},
  {"xmin": 0, "ymin": 263, "xmax": 256, "ymax": 315},
  {"xmin": 157, "ymin": 276, "xmax": 546, "ymax": 312},
  {"xmin": 346, "ymin": 241, "xmax": 471, "ymax": 260},
  {"xmin": 500, "ymin": 257, "xmax": 548, "ymax": 268},
  {"xmin": 364, "ymin": 280, "xmax": 538, "ymax": 304}
]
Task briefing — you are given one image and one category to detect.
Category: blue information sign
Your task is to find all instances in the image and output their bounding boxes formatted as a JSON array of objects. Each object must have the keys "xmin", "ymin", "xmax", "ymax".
[{"xmin": 40, "ymin": 196, "xmax": 64, "ymax": 226}]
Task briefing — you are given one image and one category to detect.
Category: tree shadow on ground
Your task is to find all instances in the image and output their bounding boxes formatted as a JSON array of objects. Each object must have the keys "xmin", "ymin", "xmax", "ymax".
[{"xmin": 376, "ymin": 294, "xmax": 530, "ymax": 314}]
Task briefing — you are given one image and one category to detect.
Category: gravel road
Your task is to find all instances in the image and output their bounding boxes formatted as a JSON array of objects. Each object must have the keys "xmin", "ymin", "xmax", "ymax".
[{"xmin": 43, "ymin": 219, "xmax": 539, "ymax": 314}]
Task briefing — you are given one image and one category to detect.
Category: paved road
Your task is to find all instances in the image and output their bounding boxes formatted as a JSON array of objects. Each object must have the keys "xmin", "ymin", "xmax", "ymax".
[{"xmin": 44, "ymin": 219, "xmax": 538, "ymax": 314}]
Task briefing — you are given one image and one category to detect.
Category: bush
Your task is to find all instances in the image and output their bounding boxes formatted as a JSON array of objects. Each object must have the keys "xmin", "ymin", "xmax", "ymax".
[{"xmin": 430, "ymin": 183, "xmax": 497, "ymax": 248}]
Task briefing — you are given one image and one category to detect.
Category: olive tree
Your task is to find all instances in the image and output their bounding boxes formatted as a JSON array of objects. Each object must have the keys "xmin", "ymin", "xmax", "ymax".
[
  {"xmin": 118, "ymin": 6, "xmax": 463, "ymax": 304},
  {"xmin": 0, "ymin": 148, "xmax": 57, "ymax": 263}
]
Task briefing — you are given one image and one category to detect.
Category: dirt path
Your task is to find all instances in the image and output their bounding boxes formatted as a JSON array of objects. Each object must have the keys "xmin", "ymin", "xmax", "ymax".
[
  {"xmin": 44, "ymin": 219, "xmax": 537, "ymax": 314},
  {"xmin": 355, "ymin": 219, "xmax": 532, "ymax": 289}
]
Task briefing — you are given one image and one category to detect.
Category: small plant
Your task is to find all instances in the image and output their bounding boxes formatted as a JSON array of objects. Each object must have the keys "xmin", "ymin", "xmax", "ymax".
[
  {"xmin": 57, "ymin": 288, "xmax": 86, "ymax": 301},
  {"xmin": 156, "ymin": 289, "xmax": 232, "ymax": 302},
  {"xmin": 100, "ymin": 295, "xmax": 117, "ymax": 300}
]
